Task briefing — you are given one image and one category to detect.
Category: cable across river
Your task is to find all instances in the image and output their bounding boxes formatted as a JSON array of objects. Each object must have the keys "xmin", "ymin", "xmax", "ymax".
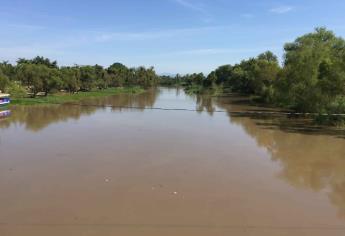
[{"xmin": 54, "ymin": 102, "xmax": 345, "ymax": 116}]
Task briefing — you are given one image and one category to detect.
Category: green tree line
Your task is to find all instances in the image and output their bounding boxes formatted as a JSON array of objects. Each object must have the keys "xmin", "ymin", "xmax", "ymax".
[
  {"xmin": 0, "ymin": 57, "xmax": 159, "ymax": 97},
  {"xmin": 168, "ymin": 28, "xmax": 345, "ymax": 120}
]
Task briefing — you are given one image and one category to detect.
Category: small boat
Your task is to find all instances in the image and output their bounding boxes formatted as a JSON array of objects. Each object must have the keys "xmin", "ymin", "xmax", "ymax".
[
  {"xmin": 0, "ymin": 110, "xmax": 11, "ymax": 119},
  {"xmin": 0, "ymin": 93, "xmax": 10, "ymax": 106}
]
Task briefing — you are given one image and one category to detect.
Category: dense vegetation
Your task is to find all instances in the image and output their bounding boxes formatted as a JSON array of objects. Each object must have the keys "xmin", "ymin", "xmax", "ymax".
[
  {"xmin": 0, "ymin": 58, "xmax": 159, "ymax": 99},
  {"xmin": 164, "ymin": 28, "xmax": 345, "ymax": 124}
]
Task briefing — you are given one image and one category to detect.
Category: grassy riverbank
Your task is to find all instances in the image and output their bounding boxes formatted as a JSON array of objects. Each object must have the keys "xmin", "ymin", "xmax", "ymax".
[{"xmin": 10, "ymin": 87, "xmax": 144, "ymax": 106}]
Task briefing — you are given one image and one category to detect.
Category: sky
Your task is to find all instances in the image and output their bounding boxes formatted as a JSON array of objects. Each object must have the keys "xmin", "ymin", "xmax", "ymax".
[{"xmin": 1, "ymin": 0, "xmax": 345, "ymax": 74}]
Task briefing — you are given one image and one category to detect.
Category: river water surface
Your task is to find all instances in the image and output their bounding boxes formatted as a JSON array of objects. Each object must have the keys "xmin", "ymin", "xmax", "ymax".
[{"xmin": 1, "ymin": 88, "xmax": 345, "ymax": 236}]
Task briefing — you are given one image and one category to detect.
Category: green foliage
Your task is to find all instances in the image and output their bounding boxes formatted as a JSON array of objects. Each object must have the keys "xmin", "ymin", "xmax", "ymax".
[
  {"xmin": 17, "ymin": 56, "xmax": 58, "ymax": 68},
  {"xmin": 214, "ymin": 65, "xmax": 233, "ymax": 84},
  {"xmin": 159, "ymin": 74, "xmax": 185, "ymax": 86},
  {"xmin": 16, "ymin": 65, "xmax": 62, "ymax": 96},
  {"xmin": 185, "ymin": 51, "xmax": 281, "ymax": 97},
  {"xmin": 182, "ymin": 27, "xmax": 345, "ymax": 125},
  {"xmin": 184, "ymin": 84, "xmax": 204, "ymax": 94},
  {"xmin": 0, "ymin": 69, "xmax": 10, "ymax": 92},
  {"xmin": 79, "ymin": 65, "xmax": 98, "ymax": 91},
  {"xmin": 135, "ymin": 66, "xmax": 158, "ymax": 88},
  {"xmin": 275, "ymin": 27, "xmax": 345, "ymax": 113},
  {"xmin": 106, "ymin": 63, "xmax": 159, "ymax": 88},
  {"xmin": 183, "ymin": 73, "xmax": 206, "ymax": 87},
  {"xmin": 0, "ymin": 61, "xmax": 15, "ymax": 79},
  {"xmin": 3, "ymin": 57, "xmax": 159, "ymax": 98},
  {"xmin": 60, "ymin": 67, "xmax": 80, "ymax": 93},
  {"xmin": 7, "ymin": 82, "xmax": 27, "ymax": 98},
  {"xmin": 205, "ymin": 72, "xmax": 217, "ymax": 87},
  {"xmin": 107, "ymin": 63, "xmax": 128, "ymax": 87}
]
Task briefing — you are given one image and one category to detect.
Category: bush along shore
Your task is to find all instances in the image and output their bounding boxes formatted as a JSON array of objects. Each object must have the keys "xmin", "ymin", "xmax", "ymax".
[{"xmin": 163, "ymin": 28, "xmax": 345, "ymax": 126}]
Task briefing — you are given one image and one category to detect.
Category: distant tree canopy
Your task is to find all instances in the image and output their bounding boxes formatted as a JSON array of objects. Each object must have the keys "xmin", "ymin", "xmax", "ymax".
[
  {"xmin": 177, "ymin": 51, "xmax": 281, "ymax": 98},
  {"xmin": 17, "ymin": 56, "xmax": 58, "ymax": 69},
  {"xmin": 0, "ymin": 57, "xmax": 159, "ymax": 97}
]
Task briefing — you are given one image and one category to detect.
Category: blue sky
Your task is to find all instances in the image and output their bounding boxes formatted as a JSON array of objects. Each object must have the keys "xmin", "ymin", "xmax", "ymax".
[{"xmin": 1, "ymin": 0, "xmax": 345, "ymax": 74}]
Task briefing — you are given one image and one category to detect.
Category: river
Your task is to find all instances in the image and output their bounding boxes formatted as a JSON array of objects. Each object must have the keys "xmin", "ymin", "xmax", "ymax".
[{"xmin": 1, "ymin": 87, "xmax": 345, "ymax": 236}]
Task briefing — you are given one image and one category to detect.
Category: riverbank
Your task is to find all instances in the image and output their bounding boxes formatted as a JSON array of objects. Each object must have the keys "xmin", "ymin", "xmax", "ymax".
[
  {"xmin": 10, "ymin": 87, "xmax": 145, "ymax": 106},
  {"xmin": 184, "ymin": 86, "xmax": 345, "ymax": 126}
]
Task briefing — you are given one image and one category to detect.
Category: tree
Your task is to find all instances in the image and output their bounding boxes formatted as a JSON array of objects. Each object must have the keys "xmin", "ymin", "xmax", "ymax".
[
  {"xmin": 205, "ymin": 51, "xmax": 280, "ymax": 97},
  {"xmin": 0, "ymin": 61, "xmax": 15, "ymax": 80},
  {"xmin": 0, "ymin": 69, "xmax": 10, "ymax": 92},
  {"xmin": 253, "ymin": 52, "xmax": 281, "ymax": 97},
  {"xmin": 276, "ymin": 27, "xmax": 345, "ymax": 112},
  {"xmin": 16, "ymin": 63, "xmax": 55, "ymax": 97},
  {"xmin": 94, "ymin": 64, "xmax": 108, "ymax": 89},
  {"xmin": 17, "ymin": 56, "xmax": 58, "ymax": 69},
  {"xmin": 204, "ymin": 71, "xmax": 217, "ymax": 87},
  {"xmin": 79, "ymin": 66, "xmax": 97, "ymax": 91},
  {"xmin": 60, "ymin": 67, "xmax": 80, "ymax": 93},
  {"xmin": 258, "ymin": 51, "xmax": 278, "ymax": 63},
  {"xmin": 107, "ymin": 63, "xmax": 128, "ymax": 87},
  {"xmin": 0, "ymin": 58, "xmax": 161, "ymax": 98},
  {"xmin": 43, "ymin": 68, "xmax": 63, "ymax": 95},
  {"xmin": 135, "ymin": 66, "xmax": 158, "ymax": 88},
  {"xmin": 214, "ymin": 65, "xmax": 233, "ymax": 85}
]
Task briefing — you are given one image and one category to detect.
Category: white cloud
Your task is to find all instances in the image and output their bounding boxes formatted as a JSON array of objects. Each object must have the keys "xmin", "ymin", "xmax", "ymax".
[{"xmin": 270, "ymin": 6, "xmax": 294, "ymax": 14}]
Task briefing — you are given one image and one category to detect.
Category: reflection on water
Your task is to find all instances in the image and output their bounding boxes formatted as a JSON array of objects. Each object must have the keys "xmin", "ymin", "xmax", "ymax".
[
  {"xmin": 0, "ymin": 89, "xmax": 159, "ymax": 132},
  {"xmin": 1, "ymin": 88, "xmax": 345, "ymax": 217},
  {"xmin": 0, "ymin": 109, "xmax": 11, "ymax": 120},
  {"xmin": 197, "ymin": 94, "xmax": 345, "ymax": 220},
  {"xmin": 195, "ymin": 95, "xmax": 217, "ymax": 115},
  {"xmin": 1, "ymin": 87, "xmax": 345, "ymax": 235},
  {"xmin": 230, "ymin": 114, "xmax": 345, "ymax": 220}
]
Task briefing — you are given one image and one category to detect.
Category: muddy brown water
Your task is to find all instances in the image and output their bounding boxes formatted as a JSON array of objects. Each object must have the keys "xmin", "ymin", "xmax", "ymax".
[{"xmin": 1, "ymin": 87, "xmax": 345, "ymax": 236}]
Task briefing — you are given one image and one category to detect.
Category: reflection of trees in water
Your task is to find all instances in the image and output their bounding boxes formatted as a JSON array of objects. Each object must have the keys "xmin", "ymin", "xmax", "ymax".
[
  {"xmin": 79, "ymin": 88, "xmax": 159, "ymax": 111},
  {"xmin": 2, "ymin": 89, "xmax": 345, "ymax": 218},
  {"xmin": 193, "ymin": 94, "xmax": 345, "ymax": 219},
  {"xmin": 0, "ymin": 105, "xmax": 98, "ymax": 132},
  {"xmin": 0, "ymin": 89, "xmax": 159, "ymax": 132},
  {"xmin": 196, "ymin": 95, "xmax": 216, "ymax": 115},
  {"xmin": 237, "ymin": 116, "xmax": 345, "ymax": 219},
  {"xmin": 189, "ymin": 94, "xmax": 216, "ymax": 115}
]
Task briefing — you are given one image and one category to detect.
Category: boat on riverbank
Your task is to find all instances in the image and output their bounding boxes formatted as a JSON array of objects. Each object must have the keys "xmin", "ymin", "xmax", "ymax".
[{"xmin": 0, "ymin": 93, "xmax": 10, "ymax": 106}]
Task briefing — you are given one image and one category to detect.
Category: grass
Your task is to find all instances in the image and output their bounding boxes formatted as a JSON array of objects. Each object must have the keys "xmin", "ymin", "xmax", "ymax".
[{"xmin": 10, "ymin": 87, "xmax": 145, "ymax": 106}]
